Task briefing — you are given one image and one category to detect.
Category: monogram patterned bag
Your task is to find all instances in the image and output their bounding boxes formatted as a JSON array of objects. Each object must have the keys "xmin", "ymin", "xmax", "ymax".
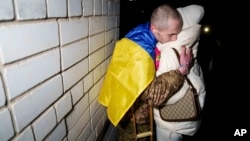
[
  {"xmin": 159, "ymin": 48, "xmax": 201, "ymax": 121},
  {"xmin": 159, "ymin": 77, "xmax": 201, "ymax": 121}
]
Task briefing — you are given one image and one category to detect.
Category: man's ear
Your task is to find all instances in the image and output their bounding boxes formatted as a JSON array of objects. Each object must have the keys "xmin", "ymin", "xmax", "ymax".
[{"xmin": 150, "ymin": 24, "xmax": 157, "ymax": 32}]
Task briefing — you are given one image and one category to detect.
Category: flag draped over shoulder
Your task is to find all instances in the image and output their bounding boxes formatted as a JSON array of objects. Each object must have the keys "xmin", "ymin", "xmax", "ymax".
[
  {"xmin": 98, "ymin": 38, "xmax": 155, "ymax": 126},
  {"xmin": 98, "ymin": 23, "xmax": 157, "ymax": 126}
]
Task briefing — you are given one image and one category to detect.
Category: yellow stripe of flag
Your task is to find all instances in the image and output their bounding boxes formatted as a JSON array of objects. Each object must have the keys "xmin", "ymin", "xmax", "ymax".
[{"xmin": 98, "ymin": 38, "xmax": 155, "ymax": 126}]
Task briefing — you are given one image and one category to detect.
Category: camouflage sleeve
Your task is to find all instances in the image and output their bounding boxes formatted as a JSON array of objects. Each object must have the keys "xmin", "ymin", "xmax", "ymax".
[{"xmin": 142, "ymin": 70, "xmax": 185, "ymax": 107}]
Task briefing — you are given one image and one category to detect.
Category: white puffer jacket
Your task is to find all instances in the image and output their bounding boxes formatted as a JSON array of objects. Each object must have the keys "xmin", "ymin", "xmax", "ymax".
[{"xmin": 154, "ymin": 5, "xmax": 206, "ymax": 136}]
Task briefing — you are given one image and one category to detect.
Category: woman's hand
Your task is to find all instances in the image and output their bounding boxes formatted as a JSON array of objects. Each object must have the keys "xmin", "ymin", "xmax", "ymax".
[{"xmin": 178, "ymin": 46, "xmax": 192, "ymax": 75}]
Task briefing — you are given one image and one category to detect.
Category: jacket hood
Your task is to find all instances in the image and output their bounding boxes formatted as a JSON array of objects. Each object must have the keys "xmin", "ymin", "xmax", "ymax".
[{"xmin": 177, "ymin": 5, "xmax": 204, "ymax": 29}]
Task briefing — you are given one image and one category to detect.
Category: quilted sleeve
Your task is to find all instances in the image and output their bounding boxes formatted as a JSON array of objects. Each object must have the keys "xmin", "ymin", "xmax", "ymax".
[{"xmin": 142, "ymin": 70, "xmax": 185, "ymax": 107}]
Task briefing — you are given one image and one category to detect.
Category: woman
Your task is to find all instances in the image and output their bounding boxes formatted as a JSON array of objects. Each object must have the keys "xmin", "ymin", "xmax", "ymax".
[{"xmin": 153, "ymin": 5, "xmax": 206, "ymax": 141}]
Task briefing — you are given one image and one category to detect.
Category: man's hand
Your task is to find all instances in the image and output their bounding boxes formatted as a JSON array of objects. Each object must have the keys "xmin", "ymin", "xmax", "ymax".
[{"xmin": 178, "ymin": 46, "xmax": 193, "ymax": 75}]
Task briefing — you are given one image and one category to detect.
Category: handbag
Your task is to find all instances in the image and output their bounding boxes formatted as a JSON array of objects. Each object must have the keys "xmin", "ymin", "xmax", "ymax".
[
  {"xmin": 159, "ymin": 77, "xmax": 201, "ymax": 121},
  {"xmin": 159, "ymin": 48, "xmax": 201, "ymax": 121}
]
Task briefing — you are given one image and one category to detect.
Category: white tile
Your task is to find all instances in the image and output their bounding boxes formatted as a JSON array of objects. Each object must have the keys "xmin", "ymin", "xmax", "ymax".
[
  {"xmin": 0, "ymin": 77, "xmax": 6, "ymax": 106},
  {"xmin": 82, "ymin": 0, "xmax": 93, "ymax": 16},
  {"xmin": 44, "ymin": 120, "xmax": 67, "ymax": 141},
  {"xmin": 67, "ymin": 109, "xmax": 90, "ymax": 141},
  {"xmin": 0, "ymin": 22, "xmax": 59, "ymax": 63},
  {"xmin": 59, "ymin": 19, "xmax": 88, "ymax": 45},
  {"xmin": 4, "ymin": 49, "xmax": 60, "ymax": 99},
  {"xmin": 102, "ymin": 0, "xmax": 108, "ymax": 15},
  {"xmin": 89, "ymin": 33, "xmax": 105, "ymax": 54},
  {"xmin": 77, "ymin": 122, "xmax": 91, "ymax": 141},
  {"xmin": 83, "ymin": 73, "xmax": 93, "ymax": 93},
  {"xmin": 32, "ymin": 108, "xmax": 57, "ymax": 141},
  {"xmin": 89, "ymin": 17, "xmax": 105, "ymax": 35},
  {"xmin": 62, "ymin": 58, "xmax": 88, "ymax": 91},
  {"xmin": 47, "ymin": 0, "xmax": 67, "ymax": 17},
  {"xmin": 70, "ymin": 81, "xmax": 84, "ymax": 105},
  {"xmin": 89, "ymin": 48, "xmax": 104, "ymax": 71},
  {"xmin": 0, "ymin": 108, "xmax": 14, "ymax": 140},
  {"xmin": 11, "ymin": 75, "xmax": 63, "ymax": 132},
  {"xmin": 0, "ymin": 0, "xmax": 14, "ymax": 20},
  {"xmin": 68, "ymin": 0, "xmax": 82, "ymax": 17},
  {"xmin": 93, "ymin": 65, "xmax": 102, "ymax": 84},
  {"xmin": 106, "ymin": 16, "xmax": 116, "ymax": 31},
  {"xmin": 55, "ymin": 92, "xmax": 72, "ymax": 121},
  {"xmin": 61, "ymin": 39, "xmax": 88, "ymax": 70},
  {"xmin": 66, "ymin": 94, "xmax": 88, "ymax": 130},
  {"xmin": 88, "ymin": 81, "xmax": 102, "ymax": 104},
  {"xmin": 94, "ymin": 0, "xmax": 102, "ymax": 15},
  {"xmin": 15, "ymin": 0, "xmax": 46, "ymax": 20},
  {"xmin": 90, "ymin": 99, "xmax": 101, "ymax": 128},
  {"xmin": 11, "ymin": 126, "xmax": 35, "ymax": 141}
]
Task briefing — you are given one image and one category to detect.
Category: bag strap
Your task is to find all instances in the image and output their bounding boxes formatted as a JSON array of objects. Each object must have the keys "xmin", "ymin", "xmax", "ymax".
[
  {"xmin": 171, "ymin": 48, "xmax": 201, "ymax": 118},
  {"xmin": 171, "ymin": 48, "xmax": 196, "ymax": 92}
]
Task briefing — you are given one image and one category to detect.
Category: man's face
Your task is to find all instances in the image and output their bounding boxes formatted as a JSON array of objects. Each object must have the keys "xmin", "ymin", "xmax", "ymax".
[
  {"xmin": 152, "ymin": 19, "xmax": 182, "ymax": 44},
  {"xmin": 154, "ymin": 30, "xmax": 178, "ymax": 43}
]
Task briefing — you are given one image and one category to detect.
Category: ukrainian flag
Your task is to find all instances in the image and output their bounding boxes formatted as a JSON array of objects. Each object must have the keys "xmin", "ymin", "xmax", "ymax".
[{"xmin": 98, "ymin": 23, "xmax": 157, "ymax": 126}]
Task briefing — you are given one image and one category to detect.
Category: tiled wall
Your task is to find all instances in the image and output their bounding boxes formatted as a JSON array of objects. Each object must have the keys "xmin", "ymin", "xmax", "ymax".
[{"xmin": 0, "ymin": 0, "xmax": 120, "ymax": 140}]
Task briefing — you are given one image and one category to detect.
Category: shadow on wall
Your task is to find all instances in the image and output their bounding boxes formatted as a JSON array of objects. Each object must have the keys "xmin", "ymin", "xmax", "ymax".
[{"xmin": 97, "ymin": 121, "xmax": 118, "ymax": 141}]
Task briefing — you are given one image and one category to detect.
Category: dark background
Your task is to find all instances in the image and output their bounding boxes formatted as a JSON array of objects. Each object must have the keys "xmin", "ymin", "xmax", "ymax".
[{"xmin": 120, "ymin": 0, "xmax": 249, "ymax": 140}]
